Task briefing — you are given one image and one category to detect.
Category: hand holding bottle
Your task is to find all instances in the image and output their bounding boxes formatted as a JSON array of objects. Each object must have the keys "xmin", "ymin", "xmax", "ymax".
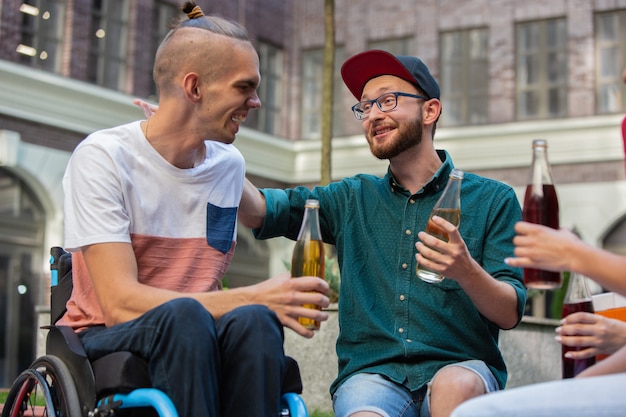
[
  {"xmin": 291, "ymin": 199, "xmax": 326, "ymax": 330},
  {"xmin": 416, "ymin": 169, "xmax": 463, "ymax": 283},
  {"xmin": 556, "ymin": 312, "xmax": 626, "ymax": 359}
]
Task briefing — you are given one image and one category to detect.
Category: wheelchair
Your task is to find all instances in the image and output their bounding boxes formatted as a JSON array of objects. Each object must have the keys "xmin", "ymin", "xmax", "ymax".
[{"xmin": 1, "ymin": 247, "xmax": 308, "ymax": 417}]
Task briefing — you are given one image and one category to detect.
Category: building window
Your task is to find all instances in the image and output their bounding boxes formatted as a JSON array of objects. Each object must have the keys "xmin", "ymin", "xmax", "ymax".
[
  {"xmin": 440, "ymin": 28, "xmax": 488, "ymax": 126},
  {"xmin": 149, "ymin": 1, "xmax": 180, "ymax": 100},
  {"xmin": 17, "ymin": 0, "xmax": 66, "ymax": 73},
  {"xmin": 87, "ymin": 0, "xmax": 130, "ymax": 90},
  {"xmin": 516, "ymin": 18, "xmax": 568, "ymax": 120},
  {"xmin": 595, "ymin": 10, "xmax": 626, "ymax": 114},
  {"xmin": 254, "ymin": 41, "xmax": 284, "ymax": 135},
  {"xmin": 301, "ymin": 47, "xmax": 345, "ymax": 140},
  {"xmin": 367, "ymin": 37, "xmax": 413, "ymax": 56}
]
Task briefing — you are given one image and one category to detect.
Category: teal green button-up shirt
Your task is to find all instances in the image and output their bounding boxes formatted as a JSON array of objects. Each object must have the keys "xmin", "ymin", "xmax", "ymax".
[{"xmin": 254, "ymin": 151, "xmax": 527, "ymax": 395}]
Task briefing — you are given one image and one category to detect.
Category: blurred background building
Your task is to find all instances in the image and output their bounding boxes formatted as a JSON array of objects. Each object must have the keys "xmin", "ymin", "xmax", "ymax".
[{"xmin": 2, "ymin": 0, "xmax": 626, "ymax": 386}]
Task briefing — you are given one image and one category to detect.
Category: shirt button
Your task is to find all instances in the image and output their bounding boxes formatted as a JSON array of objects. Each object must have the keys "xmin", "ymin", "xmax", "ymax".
[
  {"xmin": 407, "ymin": 339, "xmax": 412, "ymax": 343},
  {"xmin": 405, "ymin": 229, "xmax": 411, "ymax": 235},
  {"xmin": 401, "ymin": 263, "xmax": 408, "ymax": 269},
  {"xmin": 399, "ymin": 294, "xmax": 405, "ymax": 301},
  {"xmin": 409, "ymin": 199, "xmax": 415, "ymax": 204},
  {"xmin": 398, "ymin": 328, "xmax": 404, "ymax": 333}
]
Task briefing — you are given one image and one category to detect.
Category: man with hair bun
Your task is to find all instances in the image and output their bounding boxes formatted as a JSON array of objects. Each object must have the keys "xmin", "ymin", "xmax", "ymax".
[{"xmin": 60, "ymin": 3, "xmax": 329, "ymax": 416}]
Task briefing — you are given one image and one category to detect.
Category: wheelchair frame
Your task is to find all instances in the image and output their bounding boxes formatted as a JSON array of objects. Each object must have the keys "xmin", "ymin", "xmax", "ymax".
[{"xmin": 1, "ymin": 247, "xmax": 308, "ymax": 417}]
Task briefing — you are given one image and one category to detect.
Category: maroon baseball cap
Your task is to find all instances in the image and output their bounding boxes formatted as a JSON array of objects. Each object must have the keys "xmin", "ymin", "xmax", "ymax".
[{"xmin": 341, "ymin": 50, "xmax": 440, "ymax": 100}]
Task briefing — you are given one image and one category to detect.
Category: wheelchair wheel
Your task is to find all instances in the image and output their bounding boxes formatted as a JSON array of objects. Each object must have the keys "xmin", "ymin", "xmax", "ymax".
[{"xmin": 1, "ymin": 355, "xmax": 82, "ymax": 417}]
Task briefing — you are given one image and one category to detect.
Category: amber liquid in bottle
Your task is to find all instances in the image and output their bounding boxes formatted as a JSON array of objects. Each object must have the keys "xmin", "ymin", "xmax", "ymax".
[
  {"xmin": 522, "ymin": 184, "xmax": 561, "ymax": 289},
  {"xmin": 561, "ymin": 300, "xmax": 596, "ymax": 378},
  {"xmin": 416, "ymin": 208, "xmax": 461, "ymax": 283},
  {"xmin": 291, "ymin": 239, "xmax": 325, "ymax": 330}
]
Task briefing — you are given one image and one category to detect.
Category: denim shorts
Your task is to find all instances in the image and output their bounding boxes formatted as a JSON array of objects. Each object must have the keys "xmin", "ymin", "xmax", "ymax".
[{"xmin": 332, "ymin": 360, "xmax": 498, "ymax": 417}]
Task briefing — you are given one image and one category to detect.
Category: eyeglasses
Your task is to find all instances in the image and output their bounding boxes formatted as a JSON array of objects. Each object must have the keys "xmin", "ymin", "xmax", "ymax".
[{"xmin": 351, "ymin": 92, "xmax": 427, "ymax": 120}]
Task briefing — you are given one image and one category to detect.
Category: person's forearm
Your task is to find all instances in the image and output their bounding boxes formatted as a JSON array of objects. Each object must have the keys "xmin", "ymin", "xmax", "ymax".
[
  {"xmin": 569, "ymin": 243, "xmax": 626, "ymax": 296},
  {"xmin": 577, "ymin": 344, "xmax": 626, "ymax": 377},
  {"xmin": 238, "ymin": 178, "xmax": 266, "ymax": 228}
]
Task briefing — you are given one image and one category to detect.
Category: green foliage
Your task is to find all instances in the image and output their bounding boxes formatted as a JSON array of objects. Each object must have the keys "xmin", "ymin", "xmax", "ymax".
[
  {"xmin": 550, "ymin": 270, "xmax": 570, "ymax": 319},
  {"xmin": 310, "ymin": 410, "xmax": 334, "ymax": 417}
]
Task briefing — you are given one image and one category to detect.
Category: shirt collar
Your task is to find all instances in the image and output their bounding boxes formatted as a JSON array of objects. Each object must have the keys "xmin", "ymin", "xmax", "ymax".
[{"xmin": 386, "ymin": 150, "xmax": 454, "ymax": 195}]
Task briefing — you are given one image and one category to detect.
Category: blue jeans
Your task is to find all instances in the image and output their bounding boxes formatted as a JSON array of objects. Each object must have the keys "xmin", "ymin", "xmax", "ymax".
[
  {"xmin": 333, "ymin": 360, "xmax": 498, "ymax": 417},
  {"xmin": 450, "ymin": 373, "xmax": 626, "ymax": 417},
  {"xmin": 78, "ymin": 298, "xmax": 286, "ymax": 417}
]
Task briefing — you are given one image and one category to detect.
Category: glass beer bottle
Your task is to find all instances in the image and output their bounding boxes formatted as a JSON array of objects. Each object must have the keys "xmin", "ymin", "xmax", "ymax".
[
  {"xmin": 561, "ymin": 272, "xmax": 596, "ymax": 378},
  {"xmin": 522, "ymin": 139, "xmax": 562, "ymax": 289},
  {"xmin": 291, "ymin": 199, "xmax": 325, "ymax": 330},
  {"xmin": 416, "ymin": 168, "xmax": 463, "ymax": 283}
]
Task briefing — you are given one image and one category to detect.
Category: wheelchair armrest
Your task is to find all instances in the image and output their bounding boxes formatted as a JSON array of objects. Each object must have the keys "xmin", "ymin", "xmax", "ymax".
[
  {"xmin": 92, "ymin": 351, "xmax": 151, "ymax": 397},
  {"xmin": 283, "ymin": 356, "xmax": 303, "ymax": 394},
  {"xmin": 44, "ymin": 326, "xmax": 96, "ymax": 411}
]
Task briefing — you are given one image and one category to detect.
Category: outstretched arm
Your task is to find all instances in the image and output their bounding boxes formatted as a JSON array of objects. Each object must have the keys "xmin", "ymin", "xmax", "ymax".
[
  {"xmin": 505, "ymin": 222, "xmax": 626, "ymax": 296},
  {"xmin": 83, "ymin": 242, "xmax": 330, "ymax": 338},
  {"xmin": 238, "ymin": 177, "xmax": 267, "ymax": 228}
]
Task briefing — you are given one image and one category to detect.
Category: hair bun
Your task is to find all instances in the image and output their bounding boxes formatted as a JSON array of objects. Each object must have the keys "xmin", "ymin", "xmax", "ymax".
[
  {"xmin": 187, "ymin": 5, "xmax": 204, "ymax": 19},
  {"xmin": 182, "ymin": 2, "xmax": 204, "ymax": 19}
]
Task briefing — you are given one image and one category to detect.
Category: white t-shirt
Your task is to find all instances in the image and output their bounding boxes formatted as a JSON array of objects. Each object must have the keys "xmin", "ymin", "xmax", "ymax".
[{"xmin": 61, "ymin": 121, "xmax": 245, "ymax": 329}]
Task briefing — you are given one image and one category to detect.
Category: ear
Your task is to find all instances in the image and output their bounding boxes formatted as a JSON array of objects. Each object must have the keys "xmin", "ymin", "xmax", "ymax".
[
  {"xmin": 422, "ymin": 98, "xmax": 441, "ymax": 126},
  {"xmin": 182, "ymin": 73, "xmax": 201, "ymax": 102}
]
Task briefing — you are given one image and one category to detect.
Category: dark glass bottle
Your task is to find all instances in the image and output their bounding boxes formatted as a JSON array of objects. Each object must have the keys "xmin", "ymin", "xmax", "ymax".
[
  {"xmin": 522, "ymin": 139, "xmax": 562, "ymax": 289},
  {"xmin": 416, "ymin": 168, "xmax": 463, "ymax": 284},
  {"xmin": 291, "ymin": 199, "xmax": 325, "ymax": 330},
  {"xmin": 561, "ymin": 272, "xmax": 596, "ymax": 378}
]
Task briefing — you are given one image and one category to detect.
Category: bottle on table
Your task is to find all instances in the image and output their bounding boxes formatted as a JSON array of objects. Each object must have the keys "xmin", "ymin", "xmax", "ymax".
[
  {"xmin": 291, "ymin": 199, "xmax": 325, "ymax": 330},
  {"xmin": 416, "ymin": 168, "xmax": 463, "ymax": 284},
  {"xmin": 561, "ymin": 272, "xmax": 596, "ymax": 378},
  {"xmin": 522, "ymin": 139, "xmax": 562, "ymax": 289}
]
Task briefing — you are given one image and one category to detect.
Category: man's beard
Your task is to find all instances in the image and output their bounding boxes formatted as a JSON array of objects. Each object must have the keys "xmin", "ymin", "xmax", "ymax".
[{"xmin": 369, "ymin": 117, "xmax": 423, "ymax": 160}]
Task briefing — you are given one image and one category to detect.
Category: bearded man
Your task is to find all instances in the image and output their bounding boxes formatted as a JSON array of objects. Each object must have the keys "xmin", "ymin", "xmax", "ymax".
[{"xmin": 239, "ymin": 50, "xmax": 527, "ymax": 417}]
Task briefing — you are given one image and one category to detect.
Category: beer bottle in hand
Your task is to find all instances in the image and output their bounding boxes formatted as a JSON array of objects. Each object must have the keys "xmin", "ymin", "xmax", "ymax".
[{"xmin": 291, "ymin": 199, "xmax": 325, "ymax": 330}]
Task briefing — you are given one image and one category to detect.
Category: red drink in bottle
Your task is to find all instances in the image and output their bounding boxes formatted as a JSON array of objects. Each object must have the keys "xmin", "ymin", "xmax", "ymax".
[
  {"xmin": 522, "ymin": 183, "xmax": 562, "ymax": 289},
  {"xmin": 561, "ymin": 300, "xmax": 596, "ymax": 378}
]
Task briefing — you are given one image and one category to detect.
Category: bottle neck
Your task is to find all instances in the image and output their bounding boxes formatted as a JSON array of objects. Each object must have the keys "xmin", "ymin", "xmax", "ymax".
[
  {"xmin": 564, "ymin": 272, "xmax": 593, "ymax": 304},
  {"xmin": 297, "ymin": 207, "xmax": 322, "ymax": 241},
  {"xmin": 530, "ymin": 146, "xmax": 554, "ymax": 186}
]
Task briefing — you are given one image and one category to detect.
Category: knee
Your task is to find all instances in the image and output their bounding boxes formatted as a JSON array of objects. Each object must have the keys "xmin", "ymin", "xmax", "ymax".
[
  {"xmin": 157, "ymin": 298, "xmax": 216, "ymax": 339},
  {"xmin": 431, "ymin": 366, "xmax": 485, "ymax": 398},
  {"xmin": 220, "ymin": 305, "xmax": 283, "ymax": 343}
]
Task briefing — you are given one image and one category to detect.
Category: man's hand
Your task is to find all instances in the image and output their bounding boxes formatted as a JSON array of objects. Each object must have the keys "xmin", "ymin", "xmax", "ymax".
[
  {"xmin": 415, "ymin": 215, "xmax": 473, "ymax": 283},
  {"xmin": 247, "ymin": 272, "xmax": 330, "ymax": 338}
]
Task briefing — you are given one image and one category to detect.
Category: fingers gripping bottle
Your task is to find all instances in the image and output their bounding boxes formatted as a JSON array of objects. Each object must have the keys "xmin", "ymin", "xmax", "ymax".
[
  {"xmin": 291, "ymin": 199, "xmax": 325, "ymax": 330},
  {"xmin": 522, "ymin": 139, "xmax": 562, "ymax": 289},
  {"xmin": 561, "ymin": 272, "xmax": 596, "ymax": 378},
  {"xmin": 416, "ymin": 168, "xmax": 463, "ymax": 283}
]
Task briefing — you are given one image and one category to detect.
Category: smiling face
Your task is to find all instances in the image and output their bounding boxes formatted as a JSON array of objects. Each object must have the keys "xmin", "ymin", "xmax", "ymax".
[
  {"xmin": 359, "ymin": 75, "xmax": 425, "ymax": 160},
  {"xmin": 153, "ymin": 28, "xmax": 262, "ymax": 145},
  {"xmin": 198, "ymin": 39, "xmax": 261, "ymax": 144}
]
